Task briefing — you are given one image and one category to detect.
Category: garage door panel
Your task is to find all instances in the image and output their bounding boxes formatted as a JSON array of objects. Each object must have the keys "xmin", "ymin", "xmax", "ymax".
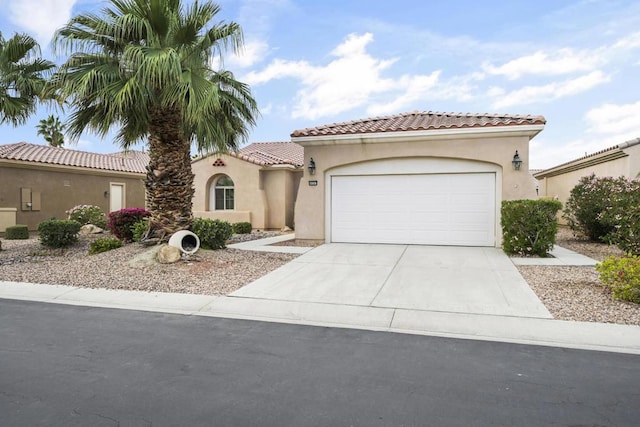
[{"xmin": 331, "ymin": 173, "xmax": 495, "ymax": 246}]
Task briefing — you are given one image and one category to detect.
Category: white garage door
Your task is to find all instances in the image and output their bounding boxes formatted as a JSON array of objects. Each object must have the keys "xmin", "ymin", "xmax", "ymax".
[{"xmin": 331, "ymin": 173, "xmax": 495, "ymax": 246}]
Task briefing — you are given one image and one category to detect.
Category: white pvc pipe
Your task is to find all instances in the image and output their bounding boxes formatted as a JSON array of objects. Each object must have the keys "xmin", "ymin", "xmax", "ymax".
[{"xmin": 168, "ymin": 230, "xmax": 201, "ymax": 255}]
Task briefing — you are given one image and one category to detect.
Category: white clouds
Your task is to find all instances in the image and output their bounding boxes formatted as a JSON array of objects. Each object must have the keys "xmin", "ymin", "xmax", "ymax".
[
  {"xmin": 491, "ymin": 71, "xmax": 610, "ymax": 109},
  {"xmin": 6, "ymin": 0, "xmax": 78, "ymax": 46},
  {"xmin": 245, "ymin": 32, "xmax": 407, "ymax": 119},
  {"xmin": 221, "ymin": 39, "xmax": 270, "ymax": 69},
  {"xmin": 531, "ymin": 101, "xmax": 640, "ymax": 169},
  {"xmin": 530, "ymin": 137, "xmax": 620, "ymax": 169},
  {"xmin": 243, "ymin": 32, "xmax": 478, "ymax": 120},
  {"xmin": 366, "ymin": 72, "xmax": 441, "ymax": 115},
  {"xmin": 482, "ymin": 48, "xmax": 603, "ymax": 80},
  {"xmin": 585, "ymin": 101, "xmax": 640, "ymax": 136},
  {"xmin": 242, "ymin": 58, "xmax": 313, "ymax": 84},
  {"xmin": 612, "ymin": 31, "xmax": 640, "ymax": 50}
]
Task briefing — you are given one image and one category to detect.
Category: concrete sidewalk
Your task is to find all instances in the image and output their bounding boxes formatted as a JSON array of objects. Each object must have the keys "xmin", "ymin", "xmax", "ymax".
[
  {"xmin": 2, "ymin": 236, "xmax": 637, "ymax": 355},
  {"xmin": 1, "ymin": 281, "xmax": 639, "ymax": 355}
]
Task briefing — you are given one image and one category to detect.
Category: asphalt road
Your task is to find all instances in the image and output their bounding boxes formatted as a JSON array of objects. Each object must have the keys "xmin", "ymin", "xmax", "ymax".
[{"xmin": 1, "ymin": 299, "xmax": 639, "ymax": 427}]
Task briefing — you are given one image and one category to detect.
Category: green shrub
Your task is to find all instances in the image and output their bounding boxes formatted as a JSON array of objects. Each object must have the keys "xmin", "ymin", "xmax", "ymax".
[
  {"xmin": 38, "ymin": 219, "xmax": 81, "ymax": 248},
  {"xmin": 131, "ymin": 218, "xmax": 150, "ymax": 242},
  {"xmin": 66, "ymin": 204, "xmax": 107, "ymax": 229},
  {"xmin": 563, "ymin": 174, "xmax": 626, "ymax": 241},
  {"xmin": 598, "ymin": 179, "xmax": 640, "ymax": 255},
  {"xmin": 596, "ymin": 255, "xmax": 640, "ymax": 303},
  {"xmin": 191, "ymin": 218, "xmax": 233, "ymax": 250},
  {"xmin": 107, "ymin": 208, "xmax": 150, "ymax": 241},
  {"xmin": 5, "ymin": 225, "xmax": 29, "ymax": 240},
  {"xmin": 88, "ymin": 237, "xmax": 123, "ymax": 255},
  {"xmin": 232, "ymin": 221, "xmax": 252, "ymax": 234},
  {"xmin": 501, "ymin": 199, "xmax": 562, "ymax": 257}
]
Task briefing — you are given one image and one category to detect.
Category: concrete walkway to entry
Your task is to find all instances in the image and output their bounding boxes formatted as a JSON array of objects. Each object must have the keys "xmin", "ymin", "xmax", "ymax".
[{"xmin": 232, "ymin": 244, "xmax": 552, "ymax": 319}]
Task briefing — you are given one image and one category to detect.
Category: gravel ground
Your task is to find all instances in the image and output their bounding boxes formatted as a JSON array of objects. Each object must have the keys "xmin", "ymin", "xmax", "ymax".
[
  {"xmin": 0, "ymin": 233, "xmax": 296, "ymax": 296},
  {"xmin": 516, "ymin": 226, "xmax": 640, "ymax": 326},
  {"xmin": 1, "ymin": 226, "xmax": 638, "ymax": 326}
]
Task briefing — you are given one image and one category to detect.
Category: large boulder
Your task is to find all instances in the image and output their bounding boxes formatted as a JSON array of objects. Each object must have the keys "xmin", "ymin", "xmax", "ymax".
[
  {"xmin": 79, "ymin": 224, "xmax": 104, "ymax": 235},
  {"xmin": 157, "ymin": 244, "xmax": 181, "ymax": 264}
]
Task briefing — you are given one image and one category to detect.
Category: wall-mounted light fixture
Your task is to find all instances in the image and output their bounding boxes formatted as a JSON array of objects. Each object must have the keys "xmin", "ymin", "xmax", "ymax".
[
  {"xmin": 308, "ymin": 157, "xmax": 316, "ymax": 175},
  {"xmin": 512, "ymin": 150, "xmax": 522, "ymax": 171},
  {"xmin": 104, "ymin": 191, "xmax": 110, "ymax": 198}
]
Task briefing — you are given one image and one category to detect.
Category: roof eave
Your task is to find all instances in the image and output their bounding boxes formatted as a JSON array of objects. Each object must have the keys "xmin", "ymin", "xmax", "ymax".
[
  {"xmin": 0, "ymin": 158, "xmax": 146, "ymax": 176},
  {"xmin": 291, "ymin": 124, "xmax": 545, "ymax": 146},
  {"xmin": 534, "ymin": 149, "xmax": 628, "ymax": 179}
]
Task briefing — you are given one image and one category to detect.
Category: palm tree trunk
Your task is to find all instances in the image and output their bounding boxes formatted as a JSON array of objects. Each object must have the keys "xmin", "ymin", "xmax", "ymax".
[{"xmin": 145, "ymin": 106, "xmax": 194, "ymax": 240}]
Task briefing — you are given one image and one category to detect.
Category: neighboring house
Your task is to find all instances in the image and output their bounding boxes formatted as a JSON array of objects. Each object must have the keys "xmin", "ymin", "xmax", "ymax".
[
  {"xmin": 534, "ymin": 138, "xmax": 640, "ymax": 220},
  {"xmin": 192, "ymin": 142, "xmax": 303, "ymax": 230},
  {"xmin": 291, "ymin": 111, "xmax": 545, "ymax": 247},
  {"xmin": 0, "ymin": 142, "xmax": 148, "ymax": 231}
]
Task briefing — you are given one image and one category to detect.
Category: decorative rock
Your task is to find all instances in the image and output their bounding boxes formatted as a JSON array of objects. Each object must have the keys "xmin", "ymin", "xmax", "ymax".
[
  {"xmin": 79, "ymin": 224, "xmax": 104, "ymax": 235},
  {"xmin": 281, "ymin": 226, "xmax": 293, "ymax": 232},
  {"xmin": 156, "ymin": 244, "xmax": 181, "ymax": 264}
]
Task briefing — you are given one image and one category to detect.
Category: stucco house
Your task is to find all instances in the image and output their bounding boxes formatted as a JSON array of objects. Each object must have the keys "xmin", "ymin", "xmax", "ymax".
[
  {"xmin": 291, "ymin": 111, "xmax": 546, "ymax": 247},
  {"xmin": 0, "ymin": 142, "xmax": 148, "ymax": 231},
  {"xmin": 534, "ymin": 137, "xmax": 640, "ymax": 220},
  {"xmin": 192, "ymin": 142, "xmax": 303, "ymax": 230}
]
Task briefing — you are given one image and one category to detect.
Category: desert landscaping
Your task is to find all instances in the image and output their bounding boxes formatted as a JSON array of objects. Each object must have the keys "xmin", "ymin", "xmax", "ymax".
[{"xmin": 1, "ymin": 227, "xmax": 638, "ymax": 326}]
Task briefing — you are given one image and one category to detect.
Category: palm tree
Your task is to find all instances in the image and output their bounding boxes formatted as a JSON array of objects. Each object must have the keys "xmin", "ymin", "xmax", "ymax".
[
  {"xmin": 50, "ymin": 0, "xmax": 258, "ymax": 240},
  {"xmin": 0, "ymin": 32, "xmax": 54, "ymax": 126},
  {"xmin": 36, "ymin": 115, "xmax": 66, "ymax": 147}
]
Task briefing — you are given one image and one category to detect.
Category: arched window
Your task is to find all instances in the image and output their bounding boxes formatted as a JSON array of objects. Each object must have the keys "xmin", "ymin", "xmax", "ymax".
[{"xmin": 210, "ymin": 175, "xmax": 234, "ymax": 210}]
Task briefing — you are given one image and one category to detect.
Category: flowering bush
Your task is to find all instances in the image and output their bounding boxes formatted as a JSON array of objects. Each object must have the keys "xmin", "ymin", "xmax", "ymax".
[
  {"xmin": 107, "ymin": 208, "xmax": 150, "ymax": 241},
  {"xmin": 66, "ymin": 204, "xmax": 107, "ymax": 229},
  {"xmin": 562, "ymin": 174, "xmax": 626, "ymax": 241},
  {"xmin": 501, "ymin": 199, "xmax": 562, "ymax": 257},
  {"xmin": 598, "ymin": 179, "xmax": 640, "ymax": 255},
  {"xmin": 596, "ymin": 255, "xmax": 640, "ymax": 303}
]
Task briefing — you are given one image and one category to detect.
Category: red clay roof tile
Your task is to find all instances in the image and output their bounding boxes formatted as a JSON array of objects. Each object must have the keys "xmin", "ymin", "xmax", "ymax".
[
  {"xmin": 291, "ymin": 110, "xmax": 546, "ymax": 138},
  {"xmin": 0, "ymin": 142, "xmax": 148, "ymax": 174},
  {"xmin": 234, "ymin": 142, "xmax": 303, "ymax": 167}
]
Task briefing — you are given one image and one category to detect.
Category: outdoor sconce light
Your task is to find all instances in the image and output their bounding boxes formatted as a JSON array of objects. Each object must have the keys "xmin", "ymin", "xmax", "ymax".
[
  {"xmin": 308, "ymin": 157, "xmax": 316, "ymax": 175},
  {"xmin": 512, "ymin": 150, "xmax": 522, "ymax": 171},
  {"xmin": 104, "ymin": 191, "xmax": 109, "ymax": 198}
]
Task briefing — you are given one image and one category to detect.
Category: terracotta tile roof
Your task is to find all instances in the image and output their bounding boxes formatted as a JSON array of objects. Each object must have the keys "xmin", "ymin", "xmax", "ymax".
[
  {"xmin": 233, "ymin": 142, "xmax": 304, "ymax": 167},
  {"xmin": 0, "ymin": 142, "xmax": 148, "ymax": 174},
  {"xmin": 291, "ymin": 110, "xmax": 546, "ymax": 137}
]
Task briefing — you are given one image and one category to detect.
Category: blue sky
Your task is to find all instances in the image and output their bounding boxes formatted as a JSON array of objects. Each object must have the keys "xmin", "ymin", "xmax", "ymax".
[{"xmin": 1, "ymin": 0, "xmax": 639, "ymax": 169}]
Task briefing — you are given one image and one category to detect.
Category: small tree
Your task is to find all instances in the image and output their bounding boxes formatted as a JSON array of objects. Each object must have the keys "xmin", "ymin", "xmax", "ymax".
[{"xmin": 37, "ymin": 114, "xmax": 66, "ymax": 147}]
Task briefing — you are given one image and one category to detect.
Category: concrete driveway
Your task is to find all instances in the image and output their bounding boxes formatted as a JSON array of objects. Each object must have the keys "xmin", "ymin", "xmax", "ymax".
[{"xmin": 232, "ymin": 244, "xmax": 552, "ymax": 318}]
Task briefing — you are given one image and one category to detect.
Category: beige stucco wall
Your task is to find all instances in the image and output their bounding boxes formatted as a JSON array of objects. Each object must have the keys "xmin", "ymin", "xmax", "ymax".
[
  {"xmin": 625, "ymin": 143, "xmax": 640, "ymax": 178},
  {"xmin": 294, "ymin": 133, "xmax": 537, "ymax": 241},
  {"xmin": 0, "ymin": 207, "xmax": 17, "ymax": 232},
  {"xmin": 536, "ymin": 143, "xmax": 640, "ymax": 224},
  {"xmin": 537, "ymin": 156, "xmax": 629, "ymax": 203},
  {"xmin": 192, "ymin": 154, "xmax": 302, "ymax": 230},
  {"xmin": 0, "ymin": 162, "xmax": 145, "ymax": 230}
]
